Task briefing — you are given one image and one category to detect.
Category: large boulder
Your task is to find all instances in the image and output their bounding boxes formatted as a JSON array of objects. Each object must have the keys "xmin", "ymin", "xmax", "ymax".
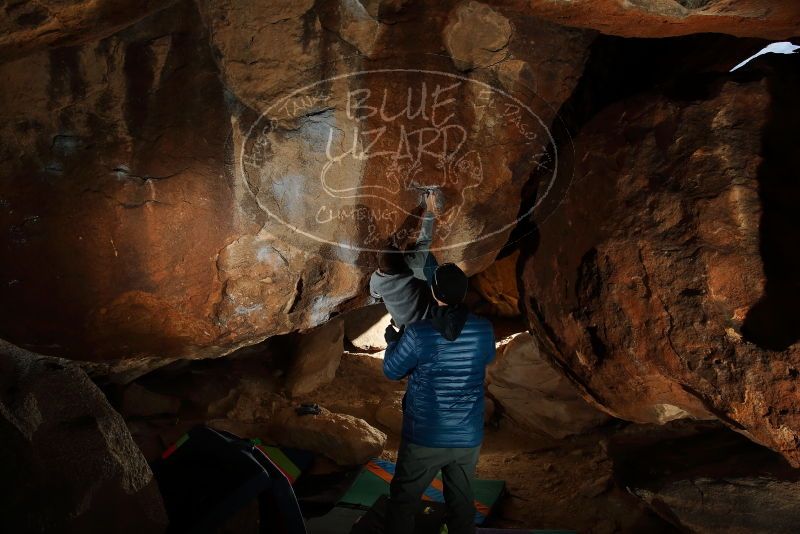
[
  {"xmin": 0, "ymin": 339, "xmax": 167, "ymax": 532},
  {"xmin": 272, "ymin": 406, "xmax": 387, "ymax": 465},
  {"xmin": 488, "ymin": 333, "xmax": 609, "ymax": 438},
  {"xmin": 613, "ymin": 423, "xmax": 800, "ymax": 533},
  {"xmin": 375, "ymin": 390, "xmax": 405, "ymax": 435},
  {"xmin": 521, "ymin": 64, "xmax": 800, "ymax": 465},
  {"xmin": 443, "ymin": 1, "xmax": 513, "ymax": 71},
  {"xmin": 471, "ymin": 250, "xmax": 520, "ymax": 317},
  {"xmin": 0, "ymin": 0, "xmax": 593, "ymax": 369},
  {"xmin": 286, "ymin": 317, "xmax": 345, "ymax": 397},
  {"xmin": 343, "ymin": 303, "xmax": 391, "ymax": 352},
  {"xmin": 636, "ymin": 477, "xmax": 800, "ymax": 533}
]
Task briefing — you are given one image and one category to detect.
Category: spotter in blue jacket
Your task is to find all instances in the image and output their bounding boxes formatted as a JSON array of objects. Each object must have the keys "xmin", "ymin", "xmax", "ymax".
[{"xmin": 383, "ymin": 305, "xmax": 495, "ymax": 448}]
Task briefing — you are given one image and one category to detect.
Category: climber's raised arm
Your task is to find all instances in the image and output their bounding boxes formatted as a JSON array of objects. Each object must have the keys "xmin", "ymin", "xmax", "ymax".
[{"xmin": 405, "ymin": 192, "xmax": 439, "ymax": 284}]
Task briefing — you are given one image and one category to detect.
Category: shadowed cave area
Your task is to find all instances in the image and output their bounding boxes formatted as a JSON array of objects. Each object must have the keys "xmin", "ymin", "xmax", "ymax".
[{"xmin": 1, "ymin": 1, "xmax": 800, "ymax": 533}]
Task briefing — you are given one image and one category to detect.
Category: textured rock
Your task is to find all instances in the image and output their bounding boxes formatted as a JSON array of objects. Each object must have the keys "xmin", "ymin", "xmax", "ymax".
[
  {"xmin": 613, "ymin": 423, "xmax": 800, "ymax": 534},
  {"xmin": 195, "ymin": 0, "xmax": 322, "ymax": 110},
  {"xmin": 0, "ymin": 1, "xmax": 240, "ymax": 365},
  {"xmin": 0, "ymin": 0, "xmax": 794, "ymax": 68},
  {"xmin": 224, "ymin": 376, "xmax": 284, "ymax": 423},
  {"xmin": 635, "ymin": 477, "xmax": 800, "ymax": 533},
  {"xmin": 521, "ymin": 77, "xmax": 800, "ymax": 464},
  {"xmin": 471, "ymin": 250, "xmax": 520, "ymax": 317},
  {"xmin": 0, "ymin": 339, "xmax": 167, "ymax": 532},
  {"xmin": 343, "ymin": 303, "xmax": 391, "ymax": 352},
  {"xmin": 0, "ymin": 0, "xmax": 175, "ymax": 61},
  {"xmin": 0, "ymin": 0, "xmax": 592, "ymax": 367},
  {"xmin": 272, "ymin": 406, "xmax": 386, "ymax": 465},
  {"xmin": 488, "ymin": 333, "xmax": 609, "ymax": 438},
  {"xmin": 375, "ymin": 390, "xmax": 404, "ymax": 434},
  {"xmin": 329, "ymin": 0, "xmax": 384, "ymax": 58},
  {"xmin": 520, "ymin": 0, "xmax": 800, "ymax": 39},
  {"xmin": 286, "ymin": 317, "xmax": 345, "ymax": 397},
  {"xmin": 443, "ymin": 1, "xmax": 512, "ymax": 71}
]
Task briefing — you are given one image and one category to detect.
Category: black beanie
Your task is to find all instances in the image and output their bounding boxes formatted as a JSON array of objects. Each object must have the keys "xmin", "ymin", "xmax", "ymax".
[{"xmin": 432, "ymin": 263, "xmax": 468, "ymax": 305}]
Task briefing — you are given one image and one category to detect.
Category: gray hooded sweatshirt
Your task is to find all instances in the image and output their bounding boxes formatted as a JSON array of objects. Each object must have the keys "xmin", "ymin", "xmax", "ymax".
[{"xmin": 369, "ymin": 212, "xmax": 437, "ymax": 329}]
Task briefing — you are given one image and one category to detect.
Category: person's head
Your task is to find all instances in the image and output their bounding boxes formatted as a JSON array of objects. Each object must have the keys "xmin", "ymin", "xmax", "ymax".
[
  {"xmin": 432, "ymin": 263, "xmax": 468, "ymax": 306},
  {"xmin": 377, "ymin": 243, "xmax": 410, "ymax": 275}
]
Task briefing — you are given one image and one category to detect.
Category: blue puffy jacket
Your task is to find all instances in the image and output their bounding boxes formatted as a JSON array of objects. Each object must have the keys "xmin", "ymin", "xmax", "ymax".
[{"xmin": 383, "ymin": 310, "xmax": 495, "ymax": 448}]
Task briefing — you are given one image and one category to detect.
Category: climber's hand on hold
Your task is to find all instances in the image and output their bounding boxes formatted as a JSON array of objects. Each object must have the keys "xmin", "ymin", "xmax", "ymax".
[{"xmin": 425, "ymin": 190, "xmax": 440, "ymax": 216}]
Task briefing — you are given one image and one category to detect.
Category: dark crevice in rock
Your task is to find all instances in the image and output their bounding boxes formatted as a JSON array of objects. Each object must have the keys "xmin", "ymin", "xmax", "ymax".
[
  {"xmin": 110, "ymin": 166, "xmax": 186, "ymax": 182},
  {"xmin": 546, "ymin": 32, "xmax": 769, "ymax": 139},
  {"xmin": 678, "ymin": 382, "xmax": 747, "ymax": 430},
  {"xmin": 676, "ymin": 0, "xmax": 711, "ymax": 9},
  {"xmin": 48, "ymin": 46, "xmax": 86, "ymax": 104},
  {"xmin": 576, "ymin": 248, "xmax": 603, "ymax": 302},
  {"xmin": 586, "ymin": 326, "xmax": 608, "ymax": 362},
  {"xmin": 286, "ymin": 277, "xmax": 304, "ymax": 315},
  {"xmin": 741, "ymin": 57, "xmax": 800, "ymax": 351},
  {"xmin": 123, "ymin": 40, "xmax": 156, "ymax": 140},
  {"xmin": 525, "ymin": 290, "xmax": 613, "ymax": 411}
]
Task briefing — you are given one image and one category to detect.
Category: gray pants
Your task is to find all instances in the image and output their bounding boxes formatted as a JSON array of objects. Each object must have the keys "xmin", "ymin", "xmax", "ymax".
[{"xmin": 385, "ymin": 439, "xmax": 480, "ymax": 534}]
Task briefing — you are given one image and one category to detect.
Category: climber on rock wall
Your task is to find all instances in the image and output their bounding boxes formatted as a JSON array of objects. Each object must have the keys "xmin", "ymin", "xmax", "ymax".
[
  {"xmin": 369, "ymin": 191, "xmax": 441, "ymax": 330},
  {"xmin": 382, "ymin": 263, "xmax": 496, "ymax": 534}
]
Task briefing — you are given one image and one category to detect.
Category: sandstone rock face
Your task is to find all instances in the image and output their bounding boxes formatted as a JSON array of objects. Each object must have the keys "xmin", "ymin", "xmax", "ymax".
[
  {"xmin": 635, "ymin": 477, "xmax": 800, "ymax": 533},
  {"xmin": 0, "ymin": 0, "xmax": 592, "ymax": 367},
  {"xmin": 521, "ymin": 0, "xmax": 800, "ymax": 39},
  {"xmin": 0, "ymin": 339, "xmax": 167, "ymax": 532},
  {"xmin": 521, "ymin": 77, "xmax": 800, "ymax": 464},
  {"xmin": 343, "ymin": 303, "xmax": 391, "ymax": 352},
  {"xmin": 614, "ymin": 422, "xmax": 800, "ymax": 534},
  {"xmin": 272, "ymin": 406, "xmax": 387, "ymax": 465},
  {"xmin": 375, "ymin": 390, "xmax": 405, "ymax": 434},
  {"xmin": 286, "ymin": 317, "xmax": 345, "ymax": 397},
  {"xmin": 471, "ymin": 250, "xmax": 520, "ymax": 317},
  {"xmin": 443, "ymin": 1, "xmax": 512, "ymax": 71},
  {"xmin": 488, "ymin": 333, "xmax": 609, "ymax": 438},
  {"xmin": 0, "ymin": 0, "xmax": 793, "ymax": 65},
  {"xmin": 0, "ymin": 0, "xmax": 173, "ymax": 60}
]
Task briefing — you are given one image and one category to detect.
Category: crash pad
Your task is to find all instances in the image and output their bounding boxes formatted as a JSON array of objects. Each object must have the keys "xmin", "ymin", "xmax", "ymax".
[
  {"xmin": 350, "ymin": 495, "xmax": 446, "ymax": 534},
  {"xmin": 249, "ymin": 440, "xmax": 314, "ymax": 485}
]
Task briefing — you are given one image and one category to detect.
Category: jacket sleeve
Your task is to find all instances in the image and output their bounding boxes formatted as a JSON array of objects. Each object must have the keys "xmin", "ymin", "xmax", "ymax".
[
  {"xmin": 369, "ymin": 272, "xmax": 382, "ymax": 299},
  {"xmin": 405, "ymin": 212, "xmax": 437, "ymax": 283},
  {"xmin": 383, "ymin": 325, "xmax": 419, "ymax": 380}
]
